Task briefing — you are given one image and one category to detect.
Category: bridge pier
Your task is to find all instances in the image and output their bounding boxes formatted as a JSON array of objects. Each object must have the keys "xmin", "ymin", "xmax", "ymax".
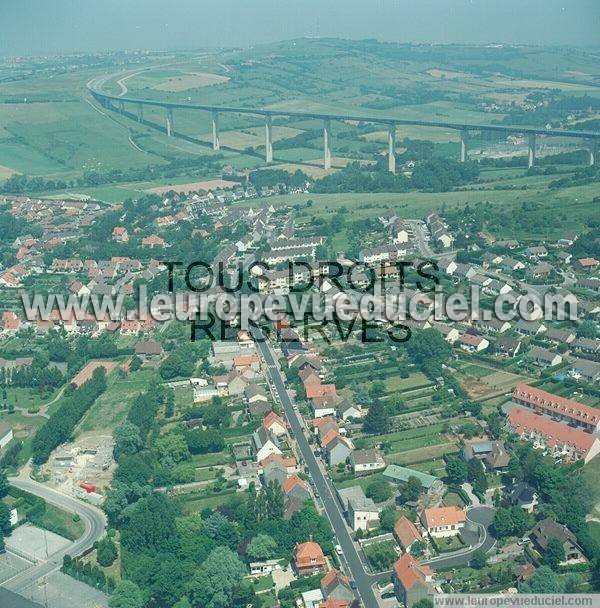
[
  {"xmin": 166, "ymin": 108, "xmax": 173, "ymax": 137},
  {"xmin": 460, "ymin": 129, "xmax": 469, "ymax": 163},
  {"xmin": 388, "ymin": 123, "xmax": 396, "ymax": 174},
  {"xmin": 528, "ymin": 133, "xmax": 536, "ymax": 168},
  {"xmin": 212, "ymin": 111, "xmax": 220, "ymax": 151},
  {"xmin": 265, "ymin": 115, "xmax": 273, "ymax": 163},
  {"xmin": 137, "ymin": 103, "xmax": 144, "ymax": 123},
  {"xmin": 323, "ymin": 119, "xmax": 331, "ymax": 170}
]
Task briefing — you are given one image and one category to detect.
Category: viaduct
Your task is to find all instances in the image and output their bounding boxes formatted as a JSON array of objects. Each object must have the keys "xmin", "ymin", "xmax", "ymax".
[{"xmin": 89, "ymin": 82, "xmax": 600, "ymax": 173}]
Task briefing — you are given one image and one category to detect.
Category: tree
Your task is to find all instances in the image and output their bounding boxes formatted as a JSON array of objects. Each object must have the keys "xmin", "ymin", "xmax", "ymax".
[
  {"xmin": 246, "ymin": 534, "xmax": 277, "ymax": 561},
  {"xmin": 109, "ymin": 581, "xmax": 144, "ymax": 608},
  {"xmin": 379, "ymin": 506, "xmax": 399, "ymax": 532},
  {"xmin": 96, "ymin": 537, "xmax": 118, "ymax": 567},
  {"xmin": 0, "ymin": 502, "xmax": 11, "ymax": 534},
  {"xmin": 521, "ymin": 565, "xmax": 563, "ymax": 593},
  {"xmin": 446, "ymin": 457, "xmax": 468, "ymax": 484},
  {"xmin": 467, "ymin": 458, "xmax": 488, "ymax": 494},
  {"xmin": 129, "ymin": 356, "xmax": 142, "ymax": 372},
  {"xmin": 155, "ymin": 433, "xmax": 190, "ymax": 463},
  {"xmin": 403, "ymin": 476, "xmax": 422, "ymax": 502},
  {"xmin": 0, "ymin": 469, "xmax": 9, "ymax": 499},
  {"xmin": 470, "ymin": 548, "xmax": 487, "ymax": 569},
  {"xmin": 113, "ymin": 423, "xmax": 143, "ymax": 460},
  {"xmin": 577, "ymin": 320, "xmax": 597, "ymax": 339},
  {"xmin": 363, "ymin": 400, "xmax": 390, "ymax": 435},
  {"xmin": 189, "ymin": 547, "xmax": 247, "ymax": 608},
  {"xmin": 366, "ymin": 480, "xmax": 393, "ymax": 503},
  {"xmin": 413, "ymin": 599, "xmax": 433, "ymax": 608},
  {"xmin": 545, "ymin": 537, "xmax": 566, "ymax": 571},
  {"xmin": 493, "ymin": 508, "xmax": 515, "ymax": 539}
]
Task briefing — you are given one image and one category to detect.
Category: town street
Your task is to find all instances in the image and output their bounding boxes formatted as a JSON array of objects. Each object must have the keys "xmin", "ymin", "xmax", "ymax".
[{"xmin": 251, "ymin": 325, "xmax": 382, "ymax": 608}]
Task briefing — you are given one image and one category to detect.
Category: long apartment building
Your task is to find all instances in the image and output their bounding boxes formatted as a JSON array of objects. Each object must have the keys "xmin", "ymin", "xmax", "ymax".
[
  {"xmin": 508, "ymin": 406, "xmax": 600, "ymax": 463},
  {"xmin": 512, "ymin": 384, "xmax": 600, "ymax": 432}
]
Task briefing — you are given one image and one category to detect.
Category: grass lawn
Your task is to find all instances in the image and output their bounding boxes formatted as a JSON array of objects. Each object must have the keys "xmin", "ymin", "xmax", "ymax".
[
  {"xmin": 177, "ymin": 489, "xmax": 238, "ymax": 515},
  {"xmin": 78, "ymin": 367, "xmax": 155, "ymax": 433},
  {"xmin": 191, "ymin": 451, "xmax": 233, "ymax": 467},
  {"xmin": 444, "ymin": 490, "xmax": 468, "ymax": 508},
  {"xmin": 385, "ymin": 443, "xmax": 458, "ymax": 466},
  {"xmin": 33, "ymin": 503, "xmax": 86, "ymax": 541}
]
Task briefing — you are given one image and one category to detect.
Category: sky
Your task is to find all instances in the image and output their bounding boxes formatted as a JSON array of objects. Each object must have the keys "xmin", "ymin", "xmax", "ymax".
[{"xmin": 1, "ymin": 0, "xmax": 599, "ymax": 56}]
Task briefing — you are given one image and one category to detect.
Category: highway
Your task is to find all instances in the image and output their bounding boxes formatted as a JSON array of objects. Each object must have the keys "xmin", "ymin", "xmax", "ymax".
[
  {"xmin": 2, "ymin": 477, "xmax": 106, "ymax": 593},
  {"xmin": 87, "ymin": 75, "xmax": 600, "ymax": 140},
  {"xmin": 250, "ymin": 325, "xmax": 381, "ymax": 608}
]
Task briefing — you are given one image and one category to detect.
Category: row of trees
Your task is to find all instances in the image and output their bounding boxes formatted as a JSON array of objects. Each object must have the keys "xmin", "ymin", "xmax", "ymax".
[{"xmin": 31, "ymin": 367, "xmax": 107, "ymax": 464}]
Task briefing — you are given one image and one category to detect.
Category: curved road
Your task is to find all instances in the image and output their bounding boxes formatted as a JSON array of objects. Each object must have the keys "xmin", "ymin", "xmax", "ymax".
[{"xmin": 2, "ymin": 477, "xmax": 106, "ymax": 593}]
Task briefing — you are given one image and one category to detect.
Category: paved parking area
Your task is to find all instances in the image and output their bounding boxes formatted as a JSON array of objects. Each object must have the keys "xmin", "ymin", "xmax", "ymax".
[
  {"xmin": 19, "ymin": 572, "xmax": 109, "ymax": 608},
  {"xmin": 0, "ymin": 552, "xmax": 32, "ymax": 585},
  {"xmin": 5, "ymin": 524, "xmax": 72, "ymax": 562}
]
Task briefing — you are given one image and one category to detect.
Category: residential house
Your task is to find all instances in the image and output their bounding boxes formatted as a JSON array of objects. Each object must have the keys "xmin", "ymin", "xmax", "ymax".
[
  {"xmin": 337, "ymin": 399, "xmax": 363, "ymax": 421},
  {"xmin": 421, "ymin": 506, "xmax": 466, "ymax": 538},
  {"xmin": 322, "ymin": 432, "xmax": 353, "ymax": 466},
  {"xmin": 394, "ymin": 516, "xmax": 423, "ymax": 553},
  {"xmin": 112, "ymin": 226, "xmax": 129, "ymax": 243},
  {"xmin": 531, "ymin": 518, "xmax": 586, "ymax": 564},
  {"xmin": 506, "ymin": 482, "xmax": 538, "ymax": 513},
  {"xmin": 214, "ymin": 371, "xmax": 248, "ymax": 396},
  {"xmin": 251, "ymin": 426, "xmax": 282, "ymax": 462},
  {"xmin": 320, "ymin": 569, "xmax": 354, "ymax": 604},
  {"xmin": 524, "ymin": 245, "xmax": 548, "ymax": 259},
  {"xmin": 262, "ymin": 411, "xmax": 287, "ymax": 437},
  {"xmin": 393, "ymin": 554, "xmax": 434, "ymax": 608},
  {"xmin": 494, "ymin": 336, "xmax": 521, "ymax": 358},
  {"xmin": 527, "ymin": 346, "xmax": 562, "ymax": 368},
  {"xmin": 433, "ymin": 323, "xmax": 460, "ymax": 343},
  {"xmin": 545, "ymin": 327, "xmax": 576, "ymax": 344},
  {"xmin": 337, "ymin": 486, "xmax": 380, "ymax": 532},
  {"xmin": 459, "ymin": 333, "xmax": 489, "ymax": 352},
  {"xmin": 134, "ymin": 340, "xmax": 163, "ymax": 361},
  {"xmin": 575, "ymin": 257, "xmax": 599, "ymax": 272},
  {"xmin": 572, "ymin": 338, "xmax": 600, "ymax": 356},
  {"xmin": 515, "ymin": 320, "xmax": 547, "ymax": 336},
  {"xmin": 294, "ymin": 541, "xmax": 326, "ymax": 576},
  {"xmin": 461, "ymin": 440, "xmax": 510, "ymax": 471},
  {"xmin": 349, "ymin": 449, "xmax": 386, "ymax": 475},
  {"xmin": 568, "ymin": 358, "xmax": 600, "ymax": 383}
]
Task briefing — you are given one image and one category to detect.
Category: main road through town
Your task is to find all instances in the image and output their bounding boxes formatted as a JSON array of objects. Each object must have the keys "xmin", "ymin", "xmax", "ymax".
[
  {"xmin": 2, "ymin": 477, "xmax": 106, "ymax": 593},
  {"xmin": 251, "ymin": 325, "xmax": 381, "ymax": 608}
]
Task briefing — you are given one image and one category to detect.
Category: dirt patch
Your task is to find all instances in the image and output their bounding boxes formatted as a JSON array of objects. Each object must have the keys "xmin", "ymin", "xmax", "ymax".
[
  {"xmin": 0, "ymin": 165, "xmax": 18, "ymax": 179},
  {"xmin": 153, "ymin": 72, "xmax": 229, "ymax": 91},
  {"xmin": 72, "ymin": 360, "xmax": 117, "ymax": 387}
]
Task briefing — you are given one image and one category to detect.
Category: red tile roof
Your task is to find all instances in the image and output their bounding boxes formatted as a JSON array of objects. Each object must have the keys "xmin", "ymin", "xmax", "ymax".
[
  {"xmin": 423, "ymin": 506, "xmax": 466, "ymax": 530},
  {"xmin": 394, "ymin": 516, "xmax": 422, "ymax": 548},
  {"xmin": 508, "ymin": 406, "xmax": 597, "ymax": 457},
  {"xmin": 294, "ymin": 541, "xmax": 325, "ymax": 569},
  {"xmin": 512, "ymin": 383, "xmax": 600, "ymax": 428},
  {"xmin": 393, "ymin": 553, "xmax": 433, "ymax": 591},
  {"xmin": 283, "ymin": 474, "xmax": 309, "ymax": 494},
  {"xmin": 259, "ymin": 453, "xmax": 296, "ymax": 469}
]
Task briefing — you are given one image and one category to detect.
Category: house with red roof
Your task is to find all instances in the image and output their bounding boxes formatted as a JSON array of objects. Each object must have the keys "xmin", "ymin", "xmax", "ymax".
[
  {"xmin": 421, "ymin": 506, "xmax": 466, "ymax": 538},
  {"xmin": 112, "ymin": 226, "xmax": 129, "ymax": 243},
  {"xmin": 394, "ymin": 516, "xmax": 423, "ymax": 552},
  {"xmin": 320, "ymin": 569, "xmax": 353, "ymax": 604},
  {"xmin": 294, "ymin": 541, "xmax": 326, "ymax": 576},
  {"xmin": 262, "ymin": 411, "xmax": 287, "ymax": 437},
  {"xmin": 2, "ymin": 311, "xmax": 20, "ymax": 333},
  {"xmin": 508, "ymin": 406, "xmax": 600, "ymax": 464},
  {"xmin": 142, "ymin": 235, "xmax": 168, "ymax": 249},
  {"xmin": 575, "ymin": 257, "xmax": 599, "ymax": 272},
  {"xmin": 393, "ymin": 553, "xmax": 434, "ymax": 608},
  {"xmin": 458, "ymin": 333, "xmax": 489, "ymax": 352}
]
